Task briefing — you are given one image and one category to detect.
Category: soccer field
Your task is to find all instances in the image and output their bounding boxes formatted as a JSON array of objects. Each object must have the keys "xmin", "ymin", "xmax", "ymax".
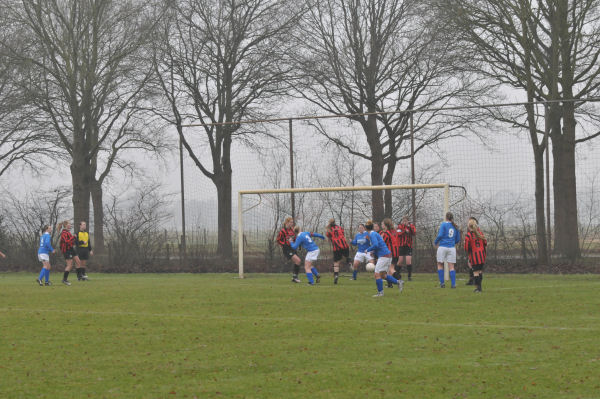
[{"xmin": 0, "ymin": 273, "xmax": 598, "ymax": 398}]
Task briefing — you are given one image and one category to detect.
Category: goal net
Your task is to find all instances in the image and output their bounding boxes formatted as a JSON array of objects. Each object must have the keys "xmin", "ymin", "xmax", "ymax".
[{"xmin": 237, "ymin": 183, "xmax": 450, "ymax": 279}]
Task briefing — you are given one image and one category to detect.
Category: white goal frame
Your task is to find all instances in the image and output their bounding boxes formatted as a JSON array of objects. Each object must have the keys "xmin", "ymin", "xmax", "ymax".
[{"xmin": 237, "ymin": 183, "xmax": 450, "ymax": 279}]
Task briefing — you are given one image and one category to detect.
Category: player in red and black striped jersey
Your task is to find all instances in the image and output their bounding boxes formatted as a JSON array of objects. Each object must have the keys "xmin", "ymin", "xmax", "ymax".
[
  {"xmin": 57, "ymin": 220, "xmax": 81, "ymax": 286},
  {"xmin": 381, "ymin": 218, "xmax": 404, "ymax": 288},
  {"xmin": 396, "ymin": 216, "xmax": 416, "ymax": 281},
  {"xmin": 464, "ymin": 218, "xmax": 487, "ymax": 293},
  {"xmin": 326, "ymin": 219, "xmax": 350, "ymax": 285},
  {"xmin": 276, "ymin": 217, "xmax": 303, "ymax": 283},
  {"xmin": 464, "ymin": 216, "xmax": 483, "ymax": 286}
]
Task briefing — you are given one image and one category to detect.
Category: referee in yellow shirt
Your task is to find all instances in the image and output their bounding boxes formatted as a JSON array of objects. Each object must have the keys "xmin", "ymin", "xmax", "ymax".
[{"xmin": 77, "ymin": 221, "xmax": 93, "ymax": 281}]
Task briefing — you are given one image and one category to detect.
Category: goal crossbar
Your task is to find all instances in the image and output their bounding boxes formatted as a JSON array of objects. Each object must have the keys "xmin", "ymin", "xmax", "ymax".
[{"xmin": 237, "ymin": 183, "xmax": 450, "ymax": 278}]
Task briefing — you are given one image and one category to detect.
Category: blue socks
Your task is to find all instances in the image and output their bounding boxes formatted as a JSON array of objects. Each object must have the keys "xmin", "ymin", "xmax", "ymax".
[
  {"xmin": 306, "ymin": 273, "xmax": 315, "ymax": 284},
  {"xmin": 38, "ymin": 268, "xmax": 45, "ymax": 281},
  {"xmin": 449, "ymin": 270, "xmax": 456, "ymax": 287},
  {"xmin": 437, "ymin": 269, "xmax": 444, "ymax": 285},
  {"xmin": 376, "ymin": 278, "xmax": 383, "ymax": 292},
  {"xmin": 311, "ymin": 267, "xmax": 319, "ymax": 277},
  {"xmin": 352, "ymin": 270, "xmax": 357, "ymax": 280},
  {"xmin": 44, "ymin": 268, "xmax": 50, "ymax": 282},
  {"xmin": 385, "ymin": 275, "xmax": 399, "ymax": 284}
]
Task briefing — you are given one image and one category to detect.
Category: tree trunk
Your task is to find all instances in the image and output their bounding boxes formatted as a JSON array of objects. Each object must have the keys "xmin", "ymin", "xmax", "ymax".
[
  {"xmin": 214, "ymin": 132, "xmax": 233, "ymax": 260},
  {"xmin": 214, "ymin": 171, "xmax": 233, "ymax": 259},
  {"xmin": 382, "ymin": 158, "xmax": 397, "ymax": 218},
  {"xmin": 70, "ymin": 155, "xmax": 91, "ymax": 232},
  {"xmin": 90, "ymin": 180, "xmax": 105, "ymax": 253},
  {"xmin": 366, "ymin": 114, "xmax": 384, "ymax": 221},
  {"xmin": 532, "ymin": 147, "xmax": 548, "ymax": 265},
  {"xmin": 525, "ymin": 101, "xmax": 548, "ymax": 267},
  {"xmin": 552, "ymin": 104, "xmax": 580, "ymax": 261}
]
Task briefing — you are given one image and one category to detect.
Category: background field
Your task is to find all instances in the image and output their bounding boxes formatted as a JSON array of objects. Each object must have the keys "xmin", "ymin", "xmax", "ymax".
[{"xmin": 0, "ymin": 272, "xmax": 598, "ymax": 398}]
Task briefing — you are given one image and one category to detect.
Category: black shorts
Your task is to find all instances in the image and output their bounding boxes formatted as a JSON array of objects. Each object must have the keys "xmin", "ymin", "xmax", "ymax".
[
  {"xmin": 63, "ymin": 248, "xmax": 78, "ymax": 260},
  {"xmin": 333, "ymin": 248, "xmax": 350, "ymax": 262},
  {"xmin": 281, "ymin": 245, "xmax": 297, "ymax": 260},
  {"xmin": 78, "ymin": 247, "xmax": 90, "ymax": 260},
  {"xmin": 392, "ymin": 257, "xmax": 399, "ymax": 264},
  {"xmin": 398, "ymin": 246, "xmax": 412, "ymax": 256},
  {"xmin": 472, "ymin": 263, "xmax": 484, "ymax": 272}
]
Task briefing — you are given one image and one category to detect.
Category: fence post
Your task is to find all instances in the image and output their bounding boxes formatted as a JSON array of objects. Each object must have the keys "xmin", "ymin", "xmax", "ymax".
[
  {"xmin": 410, "ymin": 111, "xmax": 417, "ymax": 268},
  {"xmin": 544, "ymin": 104, "xmax": 552, "ymax": 270},
  {"xmin": 289, "ymin": 118, "xmax": 295, "ymax": 219},
  {"xmin": 179, "ymin": 132, "xmax": 187, "ymax": 268}
]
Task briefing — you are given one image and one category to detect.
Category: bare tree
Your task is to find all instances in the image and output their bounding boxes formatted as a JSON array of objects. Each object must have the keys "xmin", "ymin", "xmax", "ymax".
[
  {"xmin": 0, "ymin": 14, "xmax": 58, "ymax": 176},
  {"xmin": 1, "ymin": 0, "xmax": 165, "ymax": 253},
  {"xmin": 104, "ymin": 181, "xmax": 173, "ymax": 271},
  {"xmin": 292, "ymin": 0, "xmax": 484, "ymax": 221},
  {"xmin": 152, "ymin": 0, "xmax": 303, "ymax": 259},
  {"xmin": 441, "ymin": 0, "xmax": 600, "ymax": 261},
  {"xmin": 0, "ymin": 188, "xmax": 70, "ymax": 267}
]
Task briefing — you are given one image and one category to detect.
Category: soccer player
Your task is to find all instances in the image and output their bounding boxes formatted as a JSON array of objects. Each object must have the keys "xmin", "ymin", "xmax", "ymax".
[
  {"xmin": 370, "ymin": 222, "xmax": 381, "ymax": 264},
  {"xmin": 464, "ymin": 218, "xmax": 487, "ymax": 293},
  {"xmin": 276, "ymin": 217, "xmax": 303, "ymax": 283},
  {"xmin": 397, "ymin": 216, "xmax": 416, "ymax": 281},
  {"xmin": 434, "ymin": 212, "xmax": 461, "ymax": 288},
  {"xmin": 290, "ymin": 226, "xmax": 325, "ymax": 285},
  {"xmin": 465, "ymin": 216, "xmax": 481, "ymax": 286},
  {"xmin": 76, "ymin": 221, "xmax": 92, "ymax": 281},
  {"xmin": 380, "ymin": 219, "xmax": 402, "ymax": 288},
  {"xmin": 57, "ymin": 220, "xmax": 82, "ymax": 286},
  {"xmin": 325, "ymin": 218, "xmax": 350, "ymax": 284},
  {"xmin": 365, "ymin": 219, "xmax": 403, "ymax": 297},
  {"xmin": 36, "ymin": 225, "xmax": 55, "ymax": 286},
  {"xmin": 350, "ymin": 223, "xmax": 374, "ymax": 280}
]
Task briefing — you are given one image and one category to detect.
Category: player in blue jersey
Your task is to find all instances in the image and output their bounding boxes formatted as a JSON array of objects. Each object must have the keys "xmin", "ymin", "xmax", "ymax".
[
  {"xmin": 350, "ymin": 223, "xmax": 374, "ymax": 280},
  {"xmin": 36, "ymin": 225, "xmax": 56, "ymax": 286},
  {"xmin": 434, "ymin": 212, "xmax": 461, "ymax": 288},
  {"xmin": 290, "ymin": 226, "xmax": 325, "ymax": 285},
  {"xmin": 365, "ymin": 219, "xmax": 403, "ymax": 297}
]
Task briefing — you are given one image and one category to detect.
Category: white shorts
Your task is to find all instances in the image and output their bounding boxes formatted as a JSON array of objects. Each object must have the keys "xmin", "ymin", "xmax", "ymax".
[
  {"xmin": 374, "ymin": 256, "xmax": 392, "ymax": 273},
  {"xmin": 354, "ymin": 252, "xmax": 373, "ymax": 264},
  {"xmin": 437, "ymin": 246, "xmax": 456, "ymax": 264},
  {"xmin": 305, "ymin": 249, "xmax": 319, "ymax": 262},
  {"xmin": 38, "ymin": 253, "xmax": 50, "ymax": 262}
]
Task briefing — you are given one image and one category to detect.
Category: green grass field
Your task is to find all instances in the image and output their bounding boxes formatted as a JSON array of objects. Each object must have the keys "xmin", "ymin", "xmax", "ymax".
[{"xmin": 1, "ymin": 272, "xmax": 599, "ymax": 398}]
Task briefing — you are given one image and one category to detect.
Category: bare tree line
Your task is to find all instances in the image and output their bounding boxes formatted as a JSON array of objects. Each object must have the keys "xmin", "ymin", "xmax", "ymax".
[{"xmin": 1, "ymin": 0, "xmax": 600, "ymax": 268}]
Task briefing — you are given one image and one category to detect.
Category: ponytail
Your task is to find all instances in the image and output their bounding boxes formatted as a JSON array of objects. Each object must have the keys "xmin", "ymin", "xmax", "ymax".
[
  {"xmin": 382, "ymin": 218, "xmax": 394, "ymax": 231},
  {"xmin": 446, "ymin": 212, "xmax": 459, "ymax": 232}
]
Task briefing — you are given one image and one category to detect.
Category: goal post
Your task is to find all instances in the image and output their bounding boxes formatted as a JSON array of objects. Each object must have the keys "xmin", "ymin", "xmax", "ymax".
[{"xmin": 237, "ymin": 183, "xmax": 450, "ymax": 279}]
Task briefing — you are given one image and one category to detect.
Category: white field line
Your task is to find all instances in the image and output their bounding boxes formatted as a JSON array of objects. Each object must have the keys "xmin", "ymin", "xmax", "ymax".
[
  {"xmin": 493, "ymin": 284, "xmax": 597, "ymax": 290},
  {"xmin": 0, "ymin": 307, "xmax": 597, "ymax": 332}
]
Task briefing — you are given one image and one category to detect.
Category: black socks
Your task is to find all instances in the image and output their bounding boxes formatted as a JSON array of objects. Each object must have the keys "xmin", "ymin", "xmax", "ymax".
[{"xmin": 393, "ymin": 265, "xmax": 402, "ymax": 280}]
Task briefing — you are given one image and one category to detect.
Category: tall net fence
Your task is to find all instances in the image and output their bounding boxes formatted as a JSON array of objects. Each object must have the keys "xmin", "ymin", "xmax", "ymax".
[
  {"xmin": 168, "ymin": 100, "xmax": 600, "ymax": 273},
  {"xmin": 4, "ymin": 101, "xmax": 597, "ymax": 273}
]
